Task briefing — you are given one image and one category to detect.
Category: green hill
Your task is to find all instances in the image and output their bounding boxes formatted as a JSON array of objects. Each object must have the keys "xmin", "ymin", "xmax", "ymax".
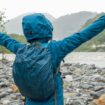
[{"xmin": 75, "ymin": 13, "xmax": 105, "ymax": 52}]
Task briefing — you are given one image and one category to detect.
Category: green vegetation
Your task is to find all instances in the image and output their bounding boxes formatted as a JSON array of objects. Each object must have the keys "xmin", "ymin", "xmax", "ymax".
[{"xmin": 10, "ymin": 34, "xmax": 27, "ymax": 43}]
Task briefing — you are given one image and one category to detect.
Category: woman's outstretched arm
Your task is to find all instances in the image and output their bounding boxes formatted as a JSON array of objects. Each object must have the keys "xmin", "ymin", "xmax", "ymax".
[
  {"xmin": 52, "ymin": 15, "xmax": 105, "ymax": 64},
  {"xmin": 0, "ymin": 33, "xmax": 25, "ymax": 54}
]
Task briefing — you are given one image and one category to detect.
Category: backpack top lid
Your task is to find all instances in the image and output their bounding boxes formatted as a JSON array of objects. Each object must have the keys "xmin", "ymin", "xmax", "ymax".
[{"xmin": 22, "ymin": 13, "xmax": 53, "ymax": 43}]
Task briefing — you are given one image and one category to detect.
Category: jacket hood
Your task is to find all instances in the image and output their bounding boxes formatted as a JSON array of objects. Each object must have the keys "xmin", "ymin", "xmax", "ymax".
[{"xmin": 22, "ymin": 13, "xmax": 53, "ymax": 43}]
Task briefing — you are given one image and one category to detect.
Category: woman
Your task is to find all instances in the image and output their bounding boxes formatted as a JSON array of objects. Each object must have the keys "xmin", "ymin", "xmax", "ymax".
[{"xmin": 0, "ymin": 13, "xmax": 105, "ymax": 105}]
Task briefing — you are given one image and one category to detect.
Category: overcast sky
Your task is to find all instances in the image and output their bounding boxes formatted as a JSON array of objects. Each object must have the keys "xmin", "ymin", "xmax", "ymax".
[{"xmin": 0, "ymin": 0, "xmax": 105, "ymax": 19}]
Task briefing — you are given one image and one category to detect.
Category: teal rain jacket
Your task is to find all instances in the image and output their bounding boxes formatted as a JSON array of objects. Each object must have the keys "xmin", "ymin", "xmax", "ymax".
[{"xmin": 0, "ymin": 13, "xmax": 105, "ymax": 105}]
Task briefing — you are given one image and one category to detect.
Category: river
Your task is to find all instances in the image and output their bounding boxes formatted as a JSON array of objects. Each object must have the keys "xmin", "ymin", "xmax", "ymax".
[{"xmin": 0, "ymin": 52, "xmax": 105, "ymax": 68}]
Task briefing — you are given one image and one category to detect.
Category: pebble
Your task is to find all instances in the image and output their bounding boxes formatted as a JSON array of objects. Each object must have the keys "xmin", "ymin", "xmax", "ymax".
[
  {"xmin": 1, "ymin": 100, "xmax": 10, "ymax": 105},
  {"xmin": 90, "ymin": 89, "xmax": 105, "ymax": 99},
  {"xmin": 64, "ymin": 75, "xmax": 73, "ymax": 82}
]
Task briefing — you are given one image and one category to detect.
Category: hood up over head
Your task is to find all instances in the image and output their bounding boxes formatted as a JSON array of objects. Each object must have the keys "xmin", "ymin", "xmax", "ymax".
[{"xmin": 22, "ymin": 13, "xmax": 53, "ymax": 43}]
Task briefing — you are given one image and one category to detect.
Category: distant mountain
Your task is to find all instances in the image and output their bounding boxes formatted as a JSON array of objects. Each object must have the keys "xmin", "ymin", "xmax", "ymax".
[
  {"xmin": 5, "ymin": 11, "xmax": 97, "ymax": 40},
  {"xmin": 5, "ymin": 13, "xmax": 55, "ymax": 35},
  {"xmin": 53, "ymin": 11, "xmax": 96, "ymax": 39}
]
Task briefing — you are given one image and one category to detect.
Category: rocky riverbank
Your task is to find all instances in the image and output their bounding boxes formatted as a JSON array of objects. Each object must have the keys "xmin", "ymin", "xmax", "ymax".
[
  {"xmin": 62, "ymin": 63, "xmax": 105, "ymax": 105},
  {"xmin": 0, "ymin": 60, "xmax": 105, "ymax": 105},
  {"xmin": 0, "ymin": 60, "xmax": 25, "ymax": 105}
]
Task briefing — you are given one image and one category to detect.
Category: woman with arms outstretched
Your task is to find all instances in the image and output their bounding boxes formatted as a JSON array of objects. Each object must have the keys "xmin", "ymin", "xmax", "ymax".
[{"xmin": 0, "ymin": 13, "xmax": 105, "ymax": 105}]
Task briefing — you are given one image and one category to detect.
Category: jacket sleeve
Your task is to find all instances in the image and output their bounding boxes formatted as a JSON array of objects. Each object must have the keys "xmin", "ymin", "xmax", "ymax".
[
  {"xmin": 0, "ymin": 33, "xmax": 25, "ymax": 54},
  {"xmin": 53, "ymin": 15, "xmax": 105, "ymax": 64}
]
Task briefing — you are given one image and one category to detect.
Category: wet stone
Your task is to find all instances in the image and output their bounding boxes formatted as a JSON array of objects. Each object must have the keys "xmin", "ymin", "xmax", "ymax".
[
  {"xmin": 90, "ymin": 89, "xmax": 105, "ymax": 99},
  {"xmin": 0, "ymin": 91, "xmax": 8, "ymax": 98},
  {"xmin": 0, "ymin": 100, "xmax": 10, "ymax": 105}
]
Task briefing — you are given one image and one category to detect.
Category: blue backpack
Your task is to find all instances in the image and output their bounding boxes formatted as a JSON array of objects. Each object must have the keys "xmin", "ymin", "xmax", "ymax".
[{"xmin": 13, "ymin": 42, "xmax": 56, "ymax": 101}]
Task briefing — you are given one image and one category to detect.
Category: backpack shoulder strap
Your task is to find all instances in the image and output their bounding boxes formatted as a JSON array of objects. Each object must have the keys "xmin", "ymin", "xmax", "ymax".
[
  {"xmin": 54, "ymin": 60, "xmax": 65, "ymax": 105},
  {"xmin": 56, "ymin": 59, "xmax": 65, "ymax": 75}
]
